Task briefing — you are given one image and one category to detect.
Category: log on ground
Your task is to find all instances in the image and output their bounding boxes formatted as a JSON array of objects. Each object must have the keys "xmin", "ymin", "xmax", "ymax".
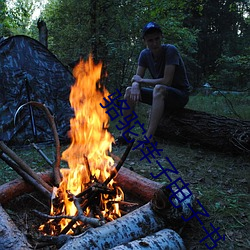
[
  {"xmin": 0, "ymin": 167, "xmax": 159, "ymax": 205},
  {"xmin": 114, "ymin": 166, "xmax": 162, "ymax": 203},
  {"xmin": 110, "ymin": 228, "xmax": 186, "ymax": 250},
  {"xmin": 155, "ymin": 108, "xmax": 250, "ymax": 153},
  {"xmin": 0, "ymin": 204, "xmax": 32, "ymax": 249},
  {"xmin": 0, "ymin": 171, "xmax": 53, "ymax": 205}
]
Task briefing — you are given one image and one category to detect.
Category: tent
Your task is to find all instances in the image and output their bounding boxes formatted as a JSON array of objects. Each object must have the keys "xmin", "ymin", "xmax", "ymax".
[{"xmin": 0, "ymin": 35, "xmax": 75, "ymax": 145}]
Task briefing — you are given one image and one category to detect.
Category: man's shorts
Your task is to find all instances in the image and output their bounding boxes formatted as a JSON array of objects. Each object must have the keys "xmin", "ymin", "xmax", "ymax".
[{"xmin": 140, "ymin": 87, "xmax": 189, "ymax": 112}]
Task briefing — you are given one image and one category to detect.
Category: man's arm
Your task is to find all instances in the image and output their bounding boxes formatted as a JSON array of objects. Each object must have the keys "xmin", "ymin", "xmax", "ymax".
[
  {"xmin": 129, "ymin": 66, "xmax": 146, "ymax": 102},
  {"xmin": 132, "ymin": 64, "xmax": 176, "ymax": 87}
]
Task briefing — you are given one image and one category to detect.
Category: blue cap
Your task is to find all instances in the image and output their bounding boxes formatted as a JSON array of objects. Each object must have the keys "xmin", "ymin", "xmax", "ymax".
[{"xmin": 142, "ymin": 22, "xmax": 162, "ymax": 38}]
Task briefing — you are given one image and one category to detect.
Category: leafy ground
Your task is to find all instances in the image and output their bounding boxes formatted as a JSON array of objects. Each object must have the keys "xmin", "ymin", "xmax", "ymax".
[{"xmin": 0, "ymin": 94, "xmax": 249, "ymax": 249}]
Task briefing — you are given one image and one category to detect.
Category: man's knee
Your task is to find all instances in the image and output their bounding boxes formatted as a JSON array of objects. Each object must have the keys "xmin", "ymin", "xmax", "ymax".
[
  {"xmin": 124, "ymin": 86, "xmax": 131, "ymax": 99},
  {"xmin": 153, "ymin": 84, "xmax": 166, "ymax": 98}
]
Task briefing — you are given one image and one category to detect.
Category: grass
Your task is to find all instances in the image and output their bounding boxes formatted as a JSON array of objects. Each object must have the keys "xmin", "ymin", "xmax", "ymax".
[
  {"xmin": 186, "ymin": 93, "xmax": 250, "ymax": 120},
  {"xmin": 0, "ymin": 94, "xmax": 249, "ymax": 249}
]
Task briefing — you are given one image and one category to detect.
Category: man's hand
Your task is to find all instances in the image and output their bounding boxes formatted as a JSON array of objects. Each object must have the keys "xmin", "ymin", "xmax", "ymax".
[
  {"xmin": 129, "ymin": 82, "xmax": 141, "ymax": 102},
  {"xmin": 131, "ymin": 74, "xmax": 142, "ymax": 83}
]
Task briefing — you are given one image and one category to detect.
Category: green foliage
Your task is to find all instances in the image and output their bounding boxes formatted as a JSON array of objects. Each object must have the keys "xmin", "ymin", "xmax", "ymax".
[
  {"xmin": 0, "ymin": 0, "xmax": 12, "ymax": 36},
  {"xmin": 41, "ymin": 0, "xmax": 198, "ymax": 93},
  {"xmin": 208, "ymin": 55, "xmax": 250, "ymax": 89},
  {"xmin": 2, "ymin": 0, "xmax": 250, "ymax": 91},
  {"xmin": 5, "ymin": 0, "xmax": 35, "ymax": 35}
]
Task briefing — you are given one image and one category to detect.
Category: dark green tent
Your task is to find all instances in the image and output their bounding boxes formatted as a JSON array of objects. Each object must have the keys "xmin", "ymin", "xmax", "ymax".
[{"xmin": 0, "ymin": 35, "xmax": 74, "ymax": 144}]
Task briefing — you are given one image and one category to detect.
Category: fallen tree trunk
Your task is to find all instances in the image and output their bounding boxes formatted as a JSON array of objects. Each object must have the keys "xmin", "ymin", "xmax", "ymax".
[
  {"xmin": 110, "ymin": 228, "xmax": 185, "ymax": 250},
  {"xmin": 0, "ymin": 204, "xmax": 32, "ymax": 249},
  {"xmin": 156, "ymin": 108, "xmax": 250, "ymax": 154},
  {"xmin": 114, "ymin": 166, "xmax": 162, "ymax": 202},
  {"xmin": 60, "ymin": 187, "xmax": 193, "ymax": 250},
  {"xmin": 0, "ymin": 171, "xmax": 53, "ymax": 204},
  {"xmin": 0, "ymin": 167, "xmax": 159, "ymax": 205}
]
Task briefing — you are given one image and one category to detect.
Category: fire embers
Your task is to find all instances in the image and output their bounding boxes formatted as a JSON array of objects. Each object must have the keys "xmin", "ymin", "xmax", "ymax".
[{"xmin": 39, "ymin": 176, "xmax": 124, "ymax": 236}]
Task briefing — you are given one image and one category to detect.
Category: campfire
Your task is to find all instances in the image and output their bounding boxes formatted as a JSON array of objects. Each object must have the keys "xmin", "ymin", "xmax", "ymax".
[
  {"xmin": 39, "ymin": 55, "xmax": 125, "ymax": 236},
  {"xmin": 0, "ymin": 55, "xmax": 194, "ymax": 250}
]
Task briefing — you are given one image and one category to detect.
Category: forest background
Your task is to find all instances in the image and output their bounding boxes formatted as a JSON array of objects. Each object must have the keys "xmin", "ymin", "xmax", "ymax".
[{"xmin": 1, "ymin": 0, "xmax": 250, "ymax": 95}]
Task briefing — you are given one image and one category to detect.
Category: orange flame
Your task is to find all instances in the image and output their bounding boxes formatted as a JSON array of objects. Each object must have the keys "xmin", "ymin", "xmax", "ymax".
[{"xmin": 43, "ymin": 55, "xmax": 123, "ymax": 234}]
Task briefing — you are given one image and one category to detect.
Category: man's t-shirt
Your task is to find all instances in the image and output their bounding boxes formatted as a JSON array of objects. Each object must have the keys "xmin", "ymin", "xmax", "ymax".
[{"xmin": 138, "ymin": 44, "xmax": 191, "ymax": 91}]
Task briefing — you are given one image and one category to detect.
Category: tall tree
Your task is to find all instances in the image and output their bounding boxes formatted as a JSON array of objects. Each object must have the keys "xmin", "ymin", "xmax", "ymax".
[
  {"xmin": 185, "ymin": 0, "xmax": 250, "ymax": 88},
  {"xmin": 42, "ymin": 0, "xmax": 198, "ymax": 92}
]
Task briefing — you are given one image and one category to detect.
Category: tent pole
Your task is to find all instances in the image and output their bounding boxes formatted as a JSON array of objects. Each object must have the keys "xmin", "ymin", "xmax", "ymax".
[{"xmin": 24, "ymin": 78, "xmax": 38, "ymax": 142}]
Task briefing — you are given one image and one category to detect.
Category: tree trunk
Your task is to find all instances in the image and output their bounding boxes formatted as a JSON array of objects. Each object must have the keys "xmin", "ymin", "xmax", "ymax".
[
  {"xmin": 114, "ymin": 167, "xmax": 162, "ymax": 202},
  {"xmin": 0, "ymin": 204, "xmax": 32, "ymax": 249},
  {"xmin": 155, "ymin": 108, "xmax": 250, "ymax": 154},
  {"xmin": 37, "ymin": 19, "xmax": 48, "ymax": 47}
]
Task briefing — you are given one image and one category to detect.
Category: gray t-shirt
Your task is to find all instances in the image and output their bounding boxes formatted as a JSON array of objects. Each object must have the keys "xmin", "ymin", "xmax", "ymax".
[{"xmin": 138, "ymin": 44, "xmax": 190, "ymax": 91}]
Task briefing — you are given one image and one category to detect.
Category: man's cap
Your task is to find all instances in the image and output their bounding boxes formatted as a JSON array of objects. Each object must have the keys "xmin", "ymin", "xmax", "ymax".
[{"xmin": 142, "ymin": 22, "xmax": 162, "ymax": 38}]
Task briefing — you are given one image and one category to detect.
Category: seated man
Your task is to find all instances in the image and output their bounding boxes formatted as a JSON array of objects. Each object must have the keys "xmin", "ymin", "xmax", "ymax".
[{"xmin": 116, "ymin": 21, "xmax": 191, "ymax": 146}]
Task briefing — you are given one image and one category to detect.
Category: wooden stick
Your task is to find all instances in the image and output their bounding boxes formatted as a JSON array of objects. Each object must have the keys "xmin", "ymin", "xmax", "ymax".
[
  {"xmin": 0, "ymin": 141, "xmax": 52, "ymax": 193},
  {"xmin": 32, "ymin": 142, "xmax": 53, "ymax": 167},
  {"xmin": 0, "ymin": 152, "xmax": 51, "ymax": 199},
  {"xmin": 103, "ymin": 141, "xmax": 134, "ymax": 186}
]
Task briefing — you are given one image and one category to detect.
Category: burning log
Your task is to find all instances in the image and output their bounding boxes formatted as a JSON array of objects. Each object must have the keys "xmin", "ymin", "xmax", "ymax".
[
  {"xmin": 59, "ymin": 187, "xmax": 194, "ymax": 250},
  {"xmin": 0, "ymin": 204, "xmax": 32, "ymax": 249},
  {"xmin": 110, "ymin": 228, "xmax": 185, "ymax": 250},
  {"xmin": 156, "ymin": 108, "xmax": 250, "ymax": 154}
]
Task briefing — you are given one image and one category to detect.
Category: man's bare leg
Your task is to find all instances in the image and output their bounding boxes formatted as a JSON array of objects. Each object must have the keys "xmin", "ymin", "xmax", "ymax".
[
  {"xmin": 146, "ymin": 85, "xmax": 166, "ymax": 141},
  {"xmin": 120, "ymin": 87, "xmax": 136, "ymax": 140}
]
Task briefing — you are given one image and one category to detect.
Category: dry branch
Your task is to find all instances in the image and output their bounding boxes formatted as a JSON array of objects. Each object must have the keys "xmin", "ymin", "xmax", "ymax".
[
  {"xmin": 0, "ymin": 152, "xmax": 51, "ymax": 199},
  {"xmin": 0, "ymin": 141, "xmax": 52, "ymax": 193},
  {"xmin": 0, "ymin": 167, "xmax": 158, "ymax": 205}
]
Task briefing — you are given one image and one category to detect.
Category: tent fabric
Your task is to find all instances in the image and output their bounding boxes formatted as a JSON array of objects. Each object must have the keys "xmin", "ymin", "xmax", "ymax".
[{"xmin": 0, "ymin": 35, "xmax": 75, "ymax": 144}]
